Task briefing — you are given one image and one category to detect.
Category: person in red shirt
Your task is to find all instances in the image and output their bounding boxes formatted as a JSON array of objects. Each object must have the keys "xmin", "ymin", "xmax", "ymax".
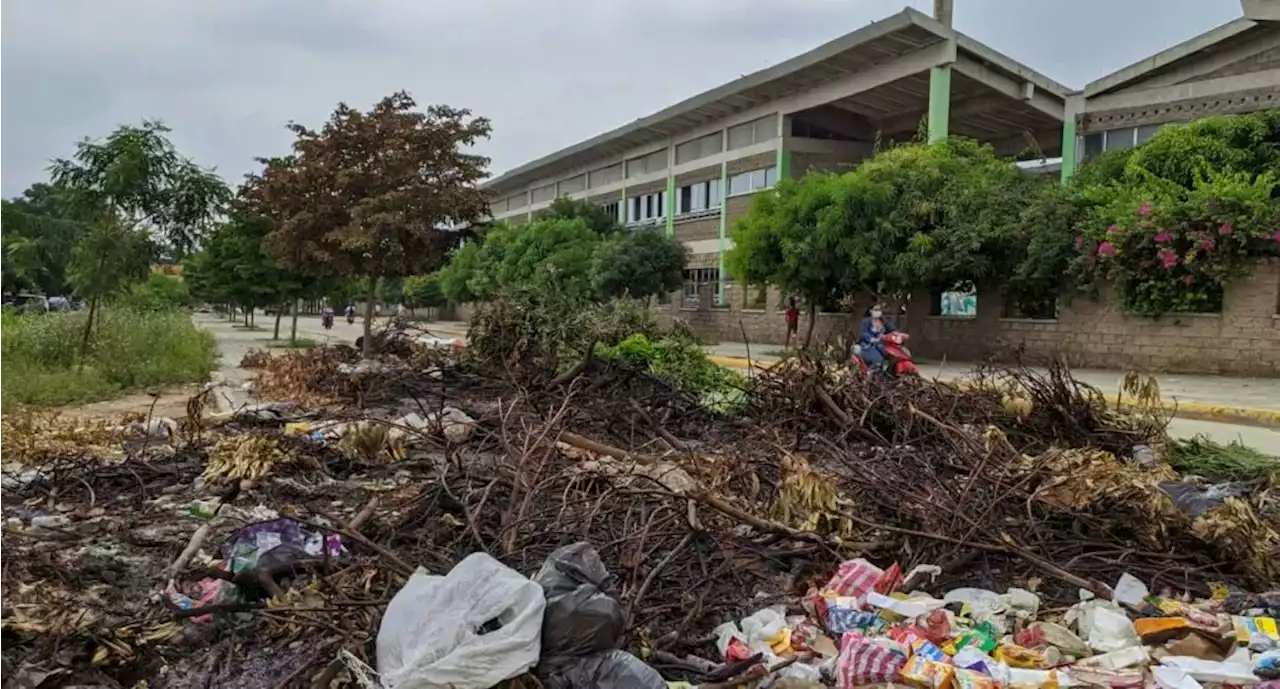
[{"xmin": 784, "ymin": 297, "xmax": 800, "ymax": 349}]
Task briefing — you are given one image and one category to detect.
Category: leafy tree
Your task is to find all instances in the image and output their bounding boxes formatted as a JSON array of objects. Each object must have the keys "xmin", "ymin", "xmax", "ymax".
[
  {"xmin": 251, "ymin": 92, "xmax": 491, "ymax": 356},
  {"xmin": 727, "ymin": 171, "xmax": 883, "ymax": 346},
  {"xmin": 121, "ymin": 273, "xmax": 191, "ymax": 311},
  {"xmin": 438, "ymin": 218, "xmax": 598, "ymax": 303},
  {"xmin": 546, "ymin": 196, "xmax": 622, "ymax": 235},
  {"xmin": 591, "ymin": 229, "xmax": 686, "ymax": 301},
  {"xmin": 2, "ymin": 184, "xmax": 92, "ymax": 295},
  {"xmin": 66, "ymin": 221, "xmax": 155, "ymax": 357},
  {"xmin": 403, "ymin": 273, "xmax": 446, "ymax": 316},
  {"xmin": 49, "ymin": 120, "xmax": 230, "ymax": 256}
]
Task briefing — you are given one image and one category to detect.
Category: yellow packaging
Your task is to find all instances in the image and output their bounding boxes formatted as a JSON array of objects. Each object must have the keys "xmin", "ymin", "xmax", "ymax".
[
  {"xmin": 1233, "ymin": 616, "xmax": 1279, "ymax": 644},
  {"xmin": 954, "ymin": 668, "xmax": 998, "ymax": 689},
  {"xmin": 996, "ymin": 644, "xmax": 1048, "ymax": 669},
  {"xmin": 901, "ymin": 655, "xmax": 956, "ymax": 689},
  {"xmin": 767, "ymin": 627, "xmax": 792, "ymax": 655},
  {"xmin": 284, "ymin": 422, "xmax": 312, "ymax": 437}
]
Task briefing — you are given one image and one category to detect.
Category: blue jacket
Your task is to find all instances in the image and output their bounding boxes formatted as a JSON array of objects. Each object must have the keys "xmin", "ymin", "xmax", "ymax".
[{"xmin": 858, "ymin": 317, "xmax": 895, "ymax": 345}]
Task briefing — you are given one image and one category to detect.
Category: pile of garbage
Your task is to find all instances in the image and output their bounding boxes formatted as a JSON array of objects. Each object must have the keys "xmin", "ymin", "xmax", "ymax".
[{"xmin": 2, "ymin": 337, "xmax": 1278, "ymax": 687}]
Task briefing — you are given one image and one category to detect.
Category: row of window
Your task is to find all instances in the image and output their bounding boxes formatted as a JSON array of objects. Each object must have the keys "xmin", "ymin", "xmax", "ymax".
[
  {"xmin": 1081, "ymin": 124, "xmax": 1162, "ymax": 158},
  {"xmin": 683, "ymin": 268, "xmax": 722, "ymax": 306}
]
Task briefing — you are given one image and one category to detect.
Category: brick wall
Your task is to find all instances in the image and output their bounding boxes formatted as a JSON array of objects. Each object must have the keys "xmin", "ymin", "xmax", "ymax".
[
  {"xmin": 674, "ymin": 216, "xmax": 719, "ymax": 242},
  {"xmin": 649, "ymin": 260, "xmax": 1280, "ymax": 376}
]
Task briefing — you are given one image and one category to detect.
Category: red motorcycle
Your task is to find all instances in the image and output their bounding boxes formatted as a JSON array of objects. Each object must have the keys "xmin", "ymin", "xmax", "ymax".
[{"xmin": 850, "ymin": 332, "xmax": 919, "ymax": 378}]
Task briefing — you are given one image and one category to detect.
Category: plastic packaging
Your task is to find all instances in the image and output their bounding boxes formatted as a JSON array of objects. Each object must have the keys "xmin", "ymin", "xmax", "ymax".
[
  {"xmin": 944, "ymin": 588, "xmax": 1006, "ymax": 618},
  {"xmin": 865, "ymin": 591, "xmax": 947, "ymax": 618},
  {"xmin": 713, "ymin": 622, "xmax": 753, "ymax": 662},
  {"xmin": 901, "ymin": 655, "xmax": 957, "ymax": 688},
  {"xmin": 1160, "ymin": 656, "xmax": 1260, "ymax": 685},
  {"xmin": 1113, "ymin": 573, "xmax": 1150, "ymax": 608},
  {"xmin": 533, "ymin": 543, "xmax": 625, "ymax": 671},
  {"xmin": 1031, "ymin": 622, "xmax": 1091, "ymax": 658},
  {"xmin": 834, "ymin": 632, "xmax": 909, "ymax": 689},
  {"xmin": 376, "ymin": 554, "xmax": 546, "ymax": 689},
  {"xmin": 540, "ymin": 650, "xmax": 665, "ymax": 689},
  {"xmin": 1151, "ymin": 666, "xmax": 1205, "ymax": 689},
  {"xmin": 1083, "ymin": 604, "xmax": 1139, "ymax": 652},
  {"xmin": 1076, "ymin": 645, "xmax": 1150, "ymax": 670}
]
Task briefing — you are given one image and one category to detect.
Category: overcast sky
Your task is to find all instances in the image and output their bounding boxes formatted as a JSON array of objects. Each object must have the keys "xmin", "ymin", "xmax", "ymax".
[{"xmin": 1, "ymin": 0, "xmax": 1241, "ymax": 197}]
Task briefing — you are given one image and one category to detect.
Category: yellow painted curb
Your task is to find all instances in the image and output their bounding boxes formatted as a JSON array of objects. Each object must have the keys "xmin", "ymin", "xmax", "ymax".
[{"xmin": 704, "ymin": 354, "xmax": 1280, "ymax": 429}]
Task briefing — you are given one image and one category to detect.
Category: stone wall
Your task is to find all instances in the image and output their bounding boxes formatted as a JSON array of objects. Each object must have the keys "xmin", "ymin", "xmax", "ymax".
[{"xmin": 651, "ymin": 260, "xmax": 1280, "ymax": 376}]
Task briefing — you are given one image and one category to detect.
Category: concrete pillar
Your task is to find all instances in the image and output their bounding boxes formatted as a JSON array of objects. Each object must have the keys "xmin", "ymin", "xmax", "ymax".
[
  {"xmin": 933, "ymin": 0, "xmax": 954, "ymax": 28},
  {"xmin": 717, "ymin": 129, "xmax": 730, "ymax": 307},
  {"xmin": 927, "ymin": 0, "xmax": 954, "ymax": 144},
  {"xmin": 1060, "ymin": 95, "xmax": 1084, "ymax": 183},
  {"xmin": 665, "ymin": 139, "xmax": 676, "ymax": 236}
]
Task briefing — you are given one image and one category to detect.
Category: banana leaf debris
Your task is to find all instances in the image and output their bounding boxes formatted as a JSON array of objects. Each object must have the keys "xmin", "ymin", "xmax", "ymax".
[{"xmin": 3, "ymin": 339, "xmax": 1278, "ymax": 688}]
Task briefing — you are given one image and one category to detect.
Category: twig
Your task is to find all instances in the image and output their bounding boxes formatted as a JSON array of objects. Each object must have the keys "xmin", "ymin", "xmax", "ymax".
[
  {"xmin": 628, "ymin": 532, "xmax": 693, "ymax": 619},
  {"xmin": 559, "ymin": 430, "xmax": 657, "ymax": 465},
  {"xmin": 698, "ymin": 654, "xmax": 809, "ymax": 689},
  {"xmin": 547, "ymin": 343, "xmax": 596, "ymax": 388}
]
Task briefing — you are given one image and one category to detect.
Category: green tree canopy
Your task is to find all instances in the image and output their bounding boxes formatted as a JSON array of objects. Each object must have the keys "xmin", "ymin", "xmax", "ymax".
[{"xmin": 591, "ymin": 229, "xmax": 686, "ymax": 300}]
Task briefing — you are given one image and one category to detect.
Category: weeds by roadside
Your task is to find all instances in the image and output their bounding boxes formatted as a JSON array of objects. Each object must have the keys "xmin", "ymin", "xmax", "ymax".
[
  {"xmin": 1, "ymin": 308, "xmax": 216, "ymax": 411},
  {"xmin": 1165, "ymin": 434, "xmax": 1280, "ymax": 481}
]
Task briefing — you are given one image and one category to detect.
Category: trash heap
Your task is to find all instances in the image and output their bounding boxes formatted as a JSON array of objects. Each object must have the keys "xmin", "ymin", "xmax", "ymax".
[{"xmin": 2, "ymin": 336, "xmax": 1278, "ymax": 688}]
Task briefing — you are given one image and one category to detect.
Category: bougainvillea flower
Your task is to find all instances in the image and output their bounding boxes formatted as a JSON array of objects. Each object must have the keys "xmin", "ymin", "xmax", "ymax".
[
  {"xmin": 1159, "ymin": 249, "xmax": 1178, "ymax": 269},
  {"xmin": 1217, "ymin": 221, "xmax": 1234, "ymax": 236},
  {"xmin": 1137, "ymin": 203, "xmax": 1152, "ymax": 217},
  {"xmin": 1097, "ymin": 241, "xmax": 1117, "ymax": 256},
  {"xmin": 1181, "ymin": 274, "xmax": 1196, "ymax": 286},
  {"xmin": 1153, "ymin": 231, "xmax": 1172, "ymax": 244},
  {"xmin": 1107, "ymin": 225, "xmax": 1121, "ymax": 235},
  {"xmin": 1199, "ymin": 238, "xmax": 1215, "ymax": 251}
]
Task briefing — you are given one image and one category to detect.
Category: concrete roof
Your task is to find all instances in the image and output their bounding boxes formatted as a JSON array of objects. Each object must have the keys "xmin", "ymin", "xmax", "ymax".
[
  {"xmin": 484, "ymin": 7, "xmax": 1070, "ymax": 194},
  {"xmin": 1084, "ymin": 17, "xmax": 1269, "ymax": 97}
]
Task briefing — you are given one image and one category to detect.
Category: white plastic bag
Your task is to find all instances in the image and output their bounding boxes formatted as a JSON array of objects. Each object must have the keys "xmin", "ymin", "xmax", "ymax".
[{"xmin": 377, "ymin": 554, "xmax": 546, "ymax": 689}]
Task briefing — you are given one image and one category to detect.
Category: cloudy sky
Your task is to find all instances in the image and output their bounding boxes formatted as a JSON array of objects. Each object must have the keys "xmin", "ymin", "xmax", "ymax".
[{"xmin": 2, "ymin": 0, "xmax": 1240, "ymax": 197}]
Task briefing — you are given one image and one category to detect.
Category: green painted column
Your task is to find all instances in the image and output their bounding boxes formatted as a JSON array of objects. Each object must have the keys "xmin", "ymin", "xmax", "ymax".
[
  {"xmin": 1059, "ymin": 117, "xmax": 1077, "ymax": 183},
  {"xmin": 717, "ymin": 160, "xmax": 729, "ymax": 306},
  {"xmin": 776, "ymin": 147, "xmax": 792, "ymax": 180},
  {"xmin": 665, "ymin": 173, "xmax": 675, "ymax": 236},
  {"xmin": 620, "ymin": 185, "xmax": 627, "ymax": 225},
  {"xmin": 927, "ymin": 65, "xmax": 952, "ymax": 143}
]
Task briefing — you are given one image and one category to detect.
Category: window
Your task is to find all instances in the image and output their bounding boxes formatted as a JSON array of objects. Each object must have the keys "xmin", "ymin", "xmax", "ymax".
[
  {"xmin": 589, "ymin": 163, "xmax": 623, "ymax": 188},
  {"xmin": 677, "ymin": 179, "xmax": 722, "ymax": 215},
  {"xmin": 490, "ymin": 197, "xmax": 507, "ymax": 214},
  {"xmin": 1103, "ymin": 128, "xmax": 1135, "ymax": 152},
  {"xmin": 602, "ymin": 201, "xmax": 620, "ymax": 224},
  {"xmin": 508, "ymin": 193, "xmax": 528, "ymax": 210},
  {"xmin": 625, "ymin": 149, "xmax": 668, "ymax": 178},
  {"xmin": 531, "ymin": 184, "xmax": 555, "ymax": 204},
  {"xmin": 743, "ymin": 283, "xmax": 767, "ymax": 310},
  {"xmin": 558, "ymin": 174, "xmax": 586, "ymax": 195},
  {"xmin": 728, "ymin": 167, "xmax": 776, "ymax": 196},
  {"xmin": 1082, "ymin": 133, "xmax": 1103, "ymax": 159},
  {"xmin": 682, "ymin": 268, "xmax": 720, "ymax": 306},
  {"xmin": 1135, "ymin": 124, "xmax": 1161, "ymax": 145},
  {"xmin": 627, "ymin": 191, "xmax": 665, "ymax": 225},
  {"xmin": 727, "ymin": 115, "xmax": 777, "ymax": 150},
  {"xmin": 675, "ymin": 133, "xmax": 723, "ymax": 165}
]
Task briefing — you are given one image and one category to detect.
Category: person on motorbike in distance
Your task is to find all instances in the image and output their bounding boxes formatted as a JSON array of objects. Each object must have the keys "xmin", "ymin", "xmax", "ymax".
[
  {"xmin": 345, "ymin": 304, "xmax": 357, "ymax": 325},
  {"xmin": 858, "ymin": 304, "xmax": 896, "ymax": 372}
]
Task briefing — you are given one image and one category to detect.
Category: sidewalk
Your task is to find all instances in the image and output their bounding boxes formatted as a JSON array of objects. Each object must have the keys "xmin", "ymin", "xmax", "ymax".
[{"xmin": 706, "ymin": 341, "xmax": 1280, "ymax": 428}]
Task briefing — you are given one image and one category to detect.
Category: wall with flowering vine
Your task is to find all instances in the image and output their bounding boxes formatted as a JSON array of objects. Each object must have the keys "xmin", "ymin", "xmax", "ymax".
[{"xmin": 1066, "ymin": 110, "xmax": 1280, "ymax": 316}]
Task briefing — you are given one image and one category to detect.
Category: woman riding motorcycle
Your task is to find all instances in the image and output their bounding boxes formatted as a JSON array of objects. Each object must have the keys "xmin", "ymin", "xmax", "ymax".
[{"xmin": 857, "ymin": 306, "xmax": 896, "ymax": 372}]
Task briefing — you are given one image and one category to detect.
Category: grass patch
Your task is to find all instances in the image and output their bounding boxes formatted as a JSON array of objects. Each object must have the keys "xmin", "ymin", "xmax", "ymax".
[
  {"xmin": 2, "ymin": 308, "xmax": 217, "ymax": 411},
  {"xmin": 1165, "ymin": 434, "xmax": 1280, "ymax": 482},
  {"xmin": 266, "ymin": 338, "xmax": 319, "ymax": 349}
]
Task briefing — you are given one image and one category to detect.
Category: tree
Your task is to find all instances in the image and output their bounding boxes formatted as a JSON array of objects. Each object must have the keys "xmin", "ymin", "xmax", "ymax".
[
  {"xmin": 66, "ymin": 221, "xmax": 154, "ymax": 359},
  {"xmin": 591, "ymin": 229, "xmax": 686, "ymax": 301},
  {"xmin": 438, "ymin": 218, "xmax": 598, "ymax": 303},
  {"xmin": 49, "ymin": 120, "xmax": 230, "ymax": 256},
  {"xmin": 727, "ymin": 171, "xmax": 883, "ymax": 347},
  {"xmin": 546, "ymin": 196, "xmax": 622, "ymax": 235},
  {"xmin": 2, "ymin": 184, "xmax": 92, "ymax": 295},
  {"xmin": 403, "ymin": 273, "xmax": 446, "ymax": 317},
  {"xmin": 251, "ymin": 92, "xmax": 491, "ymax": 356}
]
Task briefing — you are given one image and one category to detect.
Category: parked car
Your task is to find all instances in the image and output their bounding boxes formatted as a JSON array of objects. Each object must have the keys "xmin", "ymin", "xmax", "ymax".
[{"xmin": 2, "ymin": 293, "xmax": 50, "ymax": 313}]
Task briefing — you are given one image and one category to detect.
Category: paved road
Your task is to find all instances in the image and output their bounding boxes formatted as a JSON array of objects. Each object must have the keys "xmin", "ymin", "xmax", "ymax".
[{"xmin": 200, "ymin": 314, "xmax": 1280, "ymax": 454}]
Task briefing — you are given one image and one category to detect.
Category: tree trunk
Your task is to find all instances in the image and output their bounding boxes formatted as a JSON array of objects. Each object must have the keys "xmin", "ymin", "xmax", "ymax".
[
  {"xmin": 243, "ymin": 307, "xmax": 249, "ymax": 327},
  {"xmin": 290, "ymin": 299, "xmax": 300, "ymax": 345},
  {"xmin": 77, "ymin": 296, "xmax": 99, "ymax": 370},
  {"xmin": 803, "ymin": 304, "xmax": 818, "ymax": 350},
  {"xmin": 362, "ymin": 277, "xmax": 378, "ymax": 358},
  {"xmin": 273, "ymin": 305, "xmax": 283, "ymax": 341}
]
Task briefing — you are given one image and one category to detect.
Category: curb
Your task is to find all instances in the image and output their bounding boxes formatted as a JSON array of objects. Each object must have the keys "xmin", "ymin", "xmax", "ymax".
[{"xmin": 704, "ymin": 354, "xmax": 1280, "ymax": 429}]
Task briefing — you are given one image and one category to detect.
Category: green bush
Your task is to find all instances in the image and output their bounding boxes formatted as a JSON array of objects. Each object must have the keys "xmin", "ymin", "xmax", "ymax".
[
  {"xmin": 119, "ymin": 273, "xmax": 191, "ymax": 311},
  {"xmin": 1, "ymin": 307, "xmax": 216, "ymax": 410},
  {"xmin": 596, "ymin": 333, "xmax": 748, "ymax": 413}
]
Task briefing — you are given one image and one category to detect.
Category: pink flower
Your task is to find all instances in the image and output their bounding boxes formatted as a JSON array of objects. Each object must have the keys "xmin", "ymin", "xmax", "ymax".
[
  {"xmin": 1153, "ymin": 231, "xmax": 1172, "ymax": 244},
  {"xmin": 1107, "ymin": 224, "xmax": 1121, "ymax": 235},
  {"xmin": 1272, "ymin": 230, "xmax": 1280, "ymax": 244},
  {"xmin": 1181, "ymin": 274, "xmax": 1196, "ymax": 286},
  {"xmin": 1137, "ymin": 203, "xmax": 1152, "ymax": 217},
  {"xmin": 1158, "ymin": 249, "xmax": 1178, "ymax": 269},
  {"xmin": 1199, "ymin": 238, "xmax": 1215, "ymax": 251},
  {"xmin": 1097, "ymin": 241, "xmax": 1117, "ymax": 257},
  {"xmin": 1217, "ymin": 221, "xmax": 1234, "ymax": 236}
]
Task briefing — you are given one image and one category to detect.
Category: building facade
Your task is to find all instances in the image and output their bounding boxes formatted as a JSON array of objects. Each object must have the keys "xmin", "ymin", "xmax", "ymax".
[
  {"xmin": 1063, "ymin": 2, "xmax": 1280, "ymax": 174},
  {"xmin": 482, "ymin": 8, "xmax": 1070, "ymax": 306}
]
